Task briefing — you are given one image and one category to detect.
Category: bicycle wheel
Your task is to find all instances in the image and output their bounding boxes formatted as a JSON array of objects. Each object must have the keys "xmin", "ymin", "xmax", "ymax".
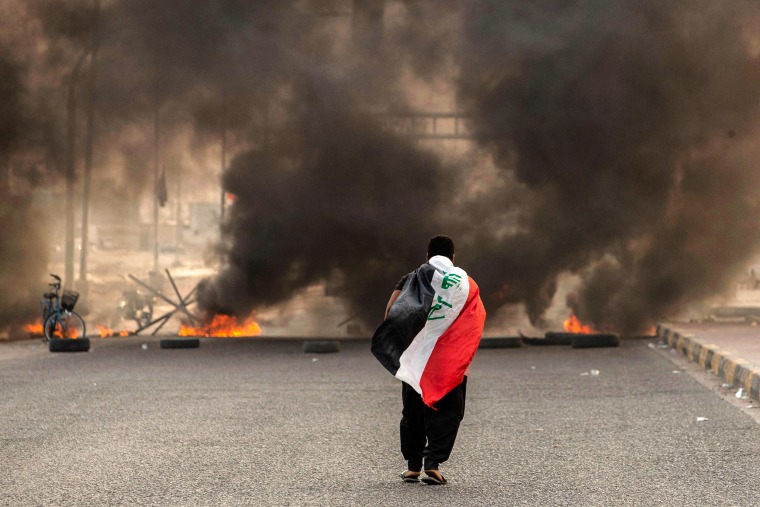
[{"xmin": 44, "ymin": 312, "xmax": 87, "ymax": 340}]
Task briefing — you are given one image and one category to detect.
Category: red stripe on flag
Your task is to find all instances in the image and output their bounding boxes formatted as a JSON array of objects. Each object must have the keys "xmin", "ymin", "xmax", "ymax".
[{"xmin": 419, "ymin": 277, "xmax": 486, "ymax": 408}]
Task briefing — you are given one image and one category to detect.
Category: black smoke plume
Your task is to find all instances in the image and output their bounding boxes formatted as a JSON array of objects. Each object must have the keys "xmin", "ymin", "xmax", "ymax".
[
  {"xmin": 455, "ymin": 0, "xmax": 760, "ymax": 333},
  {"xmin": 197, "ymin": 80, "xmax": 450, "ymax": 324},
  {"xmin": 0, "ymin": 48, "xmax": 48, "ymax": 330},
  {"xmin": 199, "ymin": 0, "xmax": 760, "ymax": 334}
]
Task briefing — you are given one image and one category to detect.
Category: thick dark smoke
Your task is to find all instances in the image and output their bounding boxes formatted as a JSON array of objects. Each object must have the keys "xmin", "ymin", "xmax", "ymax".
[
  {"xmin": 451, "ymin": 0, "xmax": 760, "ymax": 333},
  {"xmin": 197, "ymin": 1, "xmax": 760, "ymax": 333},
  {"xmin": 4, "ymin": 0, "xmax": 760, "ymax": 336},
  {"xmin": 199, "ymin": 0, "xmax": 760, "ymax": 334},
  {"xmin": 0, "ymin": 48, "xmax": 48, "ymax": 329},
  {"xmin": 197, "ymin": 85, "xmax": 449, "ymax": 321},
  {"xmin": 189, "ymin": 2, "xmax": 459, "ymax": 325}
]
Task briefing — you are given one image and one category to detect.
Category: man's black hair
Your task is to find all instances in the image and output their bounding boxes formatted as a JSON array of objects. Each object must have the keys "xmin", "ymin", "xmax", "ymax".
[{"xmin": 427, "ymin": 235, "xmax": 455, "ymax": 261}]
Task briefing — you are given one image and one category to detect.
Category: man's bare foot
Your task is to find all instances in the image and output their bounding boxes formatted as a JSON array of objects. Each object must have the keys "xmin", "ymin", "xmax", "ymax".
[
  {"xmin": 400, "ymin": 470, "xmax": 421, "ymax": 483},
  {"xmin": 421, "ymin": 469, "xmax": 447, "ymax": 485}
]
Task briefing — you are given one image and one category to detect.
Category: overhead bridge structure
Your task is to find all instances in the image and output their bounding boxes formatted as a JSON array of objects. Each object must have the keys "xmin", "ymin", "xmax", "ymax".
[{"xmin": 379, "ymin": 111, "xmax": 477, "ymax": 140}]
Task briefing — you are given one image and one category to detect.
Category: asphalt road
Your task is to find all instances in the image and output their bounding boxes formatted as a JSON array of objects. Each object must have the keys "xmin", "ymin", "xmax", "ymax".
[{"xmin": 1, "ymin": 337, "xmax": 759, "ymax": 506}]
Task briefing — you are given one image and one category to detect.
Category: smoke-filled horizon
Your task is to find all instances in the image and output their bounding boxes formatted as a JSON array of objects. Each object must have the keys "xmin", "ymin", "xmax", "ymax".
[{"xmin": 2, "ymin": 0, "xmax": 760, "ymax": 335}]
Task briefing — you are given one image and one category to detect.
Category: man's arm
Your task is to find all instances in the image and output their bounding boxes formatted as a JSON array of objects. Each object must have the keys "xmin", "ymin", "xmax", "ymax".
[{"xmin": 384, "ymin": 289, "xmax": 401, "ymax": 320}]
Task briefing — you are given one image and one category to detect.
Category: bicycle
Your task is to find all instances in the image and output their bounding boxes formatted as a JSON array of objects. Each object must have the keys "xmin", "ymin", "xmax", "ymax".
[{"xmin": 40, "ymin": 273, "xmax": 87, "ymax": 341}]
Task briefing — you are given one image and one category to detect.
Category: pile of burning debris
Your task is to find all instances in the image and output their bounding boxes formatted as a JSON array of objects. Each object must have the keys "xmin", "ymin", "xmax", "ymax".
[{"xmin": 22, "ymin": 269, "xmax": 262, "ymax": 346}]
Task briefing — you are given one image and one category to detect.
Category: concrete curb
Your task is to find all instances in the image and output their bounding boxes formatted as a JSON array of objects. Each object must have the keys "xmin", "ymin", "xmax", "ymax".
[{"xmin": 657, "ymin": 324, "xmax": 760, "ymax": 403}]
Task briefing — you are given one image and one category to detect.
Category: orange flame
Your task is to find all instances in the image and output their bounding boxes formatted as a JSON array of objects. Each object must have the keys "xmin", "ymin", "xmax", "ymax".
[
  {"xmin": 60, "ymin": 328, "xmax": 83, "ymax": 339},
  {"xmin": 24, "ymin": 318, "xmax": 84, "ymax": 338},
  {"xmin": 563, "ymin": 314, "xmax": 596, "ymax": 334},
  {"xmin": 97, "ymin": 325, "xmax": 132, "ymax": 338},
  {"xmin": 179, "ymin": 313, "xmax": 262, "ymax": 337},
  {"xmin": 24, "ymin": 319, "xmax": 43, "ymax": 335}
]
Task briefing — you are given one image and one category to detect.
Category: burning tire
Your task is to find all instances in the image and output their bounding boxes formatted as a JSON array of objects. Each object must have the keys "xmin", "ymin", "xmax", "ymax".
[
  {"xmin": 160, "ymin": 338, "xmax": 200, "ymax": 349},
  {"xmin": 478, "ymin": 337, "xmax": 522, "ymax": 349},
  {"xmin": 48, "ymin": 337, "xmax": 90, "ymax": 352},
  {"xmin": 540, "ymin": 332, "xmax": 574, "ymax": 345},
  {"xmin": 523, "ymin": 333, "xmax": 572, "ymax": 346},
  {"xmin": 303, "ymin": 340, "xmax": 341, "ymax": 353},
  {"xmin": 570, "ymin": 333, "xmax": 620, "ymax": 348}
]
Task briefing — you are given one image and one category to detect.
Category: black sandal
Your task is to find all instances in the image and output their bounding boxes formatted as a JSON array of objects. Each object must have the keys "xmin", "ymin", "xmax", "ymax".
[{"xmin": 421, "ymin": 469, "xmax": 447, "ymax": 485}]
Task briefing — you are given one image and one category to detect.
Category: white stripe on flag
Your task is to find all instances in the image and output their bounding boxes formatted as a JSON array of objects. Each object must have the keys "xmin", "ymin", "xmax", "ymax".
[{"xmin": 395, "ymin": 256, "xmax": 470, "ymax": 395}]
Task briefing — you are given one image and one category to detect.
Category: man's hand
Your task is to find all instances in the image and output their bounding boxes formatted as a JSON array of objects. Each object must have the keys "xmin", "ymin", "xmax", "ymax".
[{"xmin": 384, "ymin": 289, "xmax": 401, "ymax": 319}]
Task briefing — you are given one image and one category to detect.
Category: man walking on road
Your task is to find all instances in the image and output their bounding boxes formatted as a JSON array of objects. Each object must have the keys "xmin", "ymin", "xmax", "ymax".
[{"xmin": 371, "ymin": 235, "xmax": 486, "ymax": 485}]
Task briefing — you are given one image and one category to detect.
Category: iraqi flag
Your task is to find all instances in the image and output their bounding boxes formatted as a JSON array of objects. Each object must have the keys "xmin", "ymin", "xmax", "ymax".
[{"xmin": 371, "ymin": 255, "xmax": 486, "ymax": 408}]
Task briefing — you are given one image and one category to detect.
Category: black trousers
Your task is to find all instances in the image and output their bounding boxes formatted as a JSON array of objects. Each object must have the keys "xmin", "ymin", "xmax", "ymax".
[{"xmin": 399, "ymin": 377, "xmax": 467, "ymax": 470}]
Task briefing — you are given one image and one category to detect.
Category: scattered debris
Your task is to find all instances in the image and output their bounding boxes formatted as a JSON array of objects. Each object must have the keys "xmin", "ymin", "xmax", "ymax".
[
  {"xmin": 590, "ymin": 369, "xmax": 600, "ymax": 376},
  {"xmin": 736, "ymin": 388, "xmax": 747, "ymax": 399},
  {"xmin": 721, "ymin": 383, "xmax": 733, "ymax": 388},
  {"xmin": 696, "ymin": 417, "xmax": 708, "ymax": 422},
  {"xmin": 141, "ymin": 343, "xmax": 148, "ymax": 350}
]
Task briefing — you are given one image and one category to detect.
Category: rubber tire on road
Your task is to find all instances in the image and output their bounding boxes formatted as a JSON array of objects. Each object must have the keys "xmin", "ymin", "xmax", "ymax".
[
  {"xmin": 478, "ymin": 337, "xmax": 522, "ymax": 349},
  {"xmin": 570, "ymin": 333, "xmax": 620, "ymax": 348},
  {"xmin": 523, "ymin": 334, "xmax": 571, "ymax": 346},
  {"xmin": 48, "ymin": 337, "xmax": 90, "ymax": 352},
  {"xmin": 303, "ymin": 340, "xmax": 341, "ymax": 353},
  {"xmin": 160, "ymin": 338, "xmax": 200, "ymax": 349},
  {"xmin": 534, "ymin": 332, "xmax": 574, "ymax": 346}
]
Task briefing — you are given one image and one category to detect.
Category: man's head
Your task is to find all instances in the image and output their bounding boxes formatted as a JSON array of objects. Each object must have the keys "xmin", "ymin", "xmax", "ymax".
[{"xmin": 427, "ymin": 235, "xmax": 455, "ymax": 261}]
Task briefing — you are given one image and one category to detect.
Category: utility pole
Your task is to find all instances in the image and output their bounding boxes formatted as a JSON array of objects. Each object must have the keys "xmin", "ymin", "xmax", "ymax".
[
  {"xmin": 152, "ymin": 101, "xmax": 160, "ymax": 277},
  {"xmin": 174, "ymin": 161, "xmax": 181, "ymax": 267},
  {"xmin": 78, "ymin": 0, "xmax": 100, "ymax": 299},
  {"xmin": 65, "ymin": 51, "xmax": 87, "ymax": 289}
]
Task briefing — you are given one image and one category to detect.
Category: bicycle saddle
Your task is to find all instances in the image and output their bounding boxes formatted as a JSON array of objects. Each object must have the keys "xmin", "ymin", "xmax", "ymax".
[{"xmin": 44, "ymin": 291, "xmax": 57, "ymax": 299}]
